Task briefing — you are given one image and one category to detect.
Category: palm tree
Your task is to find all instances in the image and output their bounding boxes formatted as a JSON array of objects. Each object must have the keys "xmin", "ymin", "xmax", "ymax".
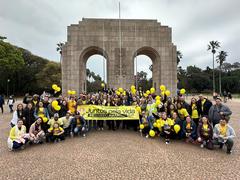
[
  {"xmin": 56, "ymin": 42, "xmax": 64, "ymax": 65},
  {"xmin": 177, "ymin": 50, "xmax": 183, "ymax": 65},
  {"xmin": 207, "ymin": 41, "xmax": 220, "ymax": 94},
  {"xmin": 56, "ymin": 42, "xmax": 64, "ymax": 87},
  {"xmin": 216, "ymin": 51, "xmax": 227, "ymax": 95}
]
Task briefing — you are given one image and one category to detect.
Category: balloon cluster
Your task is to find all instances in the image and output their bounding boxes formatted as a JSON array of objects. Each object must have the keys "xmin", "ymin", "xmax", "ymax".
[
  {"xmin": 68, "ymin": 90, "xmax": 76, "ymax": 95},
  {"xmin": 52, "ymin": 84, "xmax": 61, "ymax": 92},
  {"xmin": 51, "ymin": 100, "xmax": 61, "ymax": 111},
  {"xmin": 159, "ymin": 85, "xmax": 171, "ymax": 97},
  {"xmin": 115, "ymin": 87, "xmax": 126, "ymax": 96}
]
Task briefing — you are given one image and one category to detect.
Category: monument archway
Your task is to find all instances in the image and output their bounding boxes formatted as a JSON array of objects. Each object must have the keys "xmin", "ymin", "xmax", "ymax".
[
  {"xmin": 133, "ymin": 46, "xmax": 160, "ymax": 91},
  {"xmin": 79, "ymin": 46, "xmax": 108, "ymax": 92},
  {"xmin": 62, "ymin": 18, "xmax": 177, "ymax": 95}
]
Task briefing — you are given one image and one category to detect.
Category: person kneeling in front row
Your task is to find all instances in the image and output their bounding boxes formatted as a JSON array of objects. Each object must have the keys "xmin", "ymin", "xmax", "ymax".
[
  {"xmin": 213, "ymin": 117, "xmax": 236, "ymax": 154},
  {"xmin": 70, "ymin": 111, "xmax": 87, "ymax": 137},
  {"xmin": 7, "ymin": 118, "xmax": 29, "ymax": 151}
]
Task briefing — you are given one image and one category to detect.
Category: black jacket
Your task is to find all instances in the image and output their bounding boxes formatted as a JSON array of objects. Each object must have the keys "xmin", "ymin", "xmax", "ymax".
[{"xmin": 197, "ymin": 99, "xmax": 212, "ymax": 116}]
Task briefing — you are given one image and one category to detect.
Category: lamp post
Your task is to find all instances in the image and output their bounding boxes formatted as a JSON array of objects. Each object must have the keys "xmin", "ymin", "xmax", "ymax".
[{"xmin": 7, "ymin": 79, "xmax": 10, "ymax": 97}]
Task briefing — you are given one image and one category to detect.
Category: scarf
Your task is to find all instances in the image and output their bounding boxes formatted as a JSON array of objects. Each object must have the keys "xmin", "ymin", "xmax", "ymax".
[{"xmin": 219, "ymin": 125, "xmax": 227, "ymax": 137}]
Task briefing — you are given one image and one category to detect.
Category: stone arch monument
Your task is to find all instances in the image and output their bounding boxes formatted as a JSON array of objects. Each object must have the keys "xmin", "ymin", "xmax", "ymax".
[{"xmin": 62, "ymin": 18, "xmax": 177, "ymax": 95}]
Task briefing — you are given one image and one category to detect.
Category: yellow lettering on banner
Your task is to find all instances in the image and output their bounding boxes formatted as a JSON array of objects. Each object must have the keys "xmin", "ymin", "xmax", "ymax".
[{"xmin": 77, "ymin": 105, "xmax": 139, "ymax": 120}]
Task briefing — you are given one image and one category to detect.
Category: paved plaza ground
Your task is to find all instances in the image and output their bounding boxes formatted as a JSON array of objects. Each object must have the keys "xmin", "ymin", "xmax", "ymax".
[{"xmin": 0, "ymin": 99, "xmax": 239, "ymax": 180}]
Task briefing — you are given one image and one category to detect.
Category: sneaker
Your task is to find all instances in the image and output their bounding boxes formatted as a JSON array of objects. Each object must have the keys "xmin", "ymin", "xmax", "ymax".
[
  {"xmin": 219, "ymin": 143, "xmax": 224, "ymax": 149},
  {"xmin": 145, "ymin": 135, "xmax": 149, "ymax": 138},
  {"xmin": 83, "ymin": 134, "xmax": 86, "ymax": 137},
  {"xmin": 70, "ymin": 132, "xmax": 74, "ymax": 138},
  {"xmin": 165, "ymin": 141, "xmax": 170, "ymax": 145},
  {"xmin": 227, "ymin": 149, "xmax": 232, "ymax": 154},
  {"xmin": 200, "ymin": 144, "xmax": 204, "ymax": 148}
]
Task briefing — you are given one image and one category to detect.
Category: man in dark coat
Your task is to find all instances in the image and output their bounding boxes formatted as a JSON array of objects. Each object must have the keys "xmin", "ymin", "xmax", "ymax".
[{"xmin": 196, "ymin": 94, "xmax": 212, "ymax": 117}]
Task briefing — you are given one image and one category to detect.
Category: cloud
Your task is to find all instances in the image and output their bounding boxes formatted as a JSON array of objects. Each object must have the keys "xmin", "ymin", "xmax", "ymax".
[{"xmin": 0, "ymin": 0, "xmax": 239, "ymax": 78}]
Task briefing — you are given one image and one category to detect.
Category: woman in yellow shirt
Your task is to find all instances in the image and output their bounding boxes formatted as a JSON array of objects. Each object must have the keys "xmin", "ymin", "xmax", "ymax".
[
  {"xmin": 197, "ymin": 116, "xmax": 213, "ymax": 149},
  {"xmin": 190, "ymin": 98, "xmax": 200, "ymax": 126},
  {"xmin": 7, "ymin": 119, "xmax": 29, "ymax": 151},
  {"xmin": 159, "ymin": 112, "xmax": 174, "ymax": 144}
]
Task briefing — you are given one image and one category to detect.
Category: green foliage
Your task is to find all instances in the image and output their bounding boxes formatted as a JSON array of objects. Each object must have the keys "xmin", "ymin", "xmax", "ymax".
[{"xmin": 0, "ymin": 39, "xmax": 60, "ymax": 95}]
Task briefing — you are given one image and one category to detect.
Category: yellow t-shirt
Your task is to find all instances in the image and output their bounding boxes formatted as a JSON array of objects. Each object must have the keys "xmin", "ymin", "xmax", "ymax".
[
  {"xmin": 191, "ymin": 104, "xmax": 199, "ymax": 119},
  {"xmin": 48, "ymin": 118, "xmax": 63, "ymax": 128},
  {"xmin": 68, "ymin": 100, "xmax": 76, "ymax": 114},
  {"xmin": 219, "ymin": 125, "xmax": 227, "ymax": 137},
  {"xmin": 202, "ymin": 124, "xmax": 209, "ymax": 136},
  {"xmin": 49, "ymin": 127, "xmax": 64, "ymax": 135}
]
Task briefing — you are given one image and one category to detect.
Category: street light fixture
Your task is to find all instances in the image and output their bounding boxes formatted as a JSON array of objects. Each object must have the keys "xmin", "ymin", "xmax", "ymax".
[{"xmin": 7, "ymin": 79, "xmax": 10, "ymax": 97}]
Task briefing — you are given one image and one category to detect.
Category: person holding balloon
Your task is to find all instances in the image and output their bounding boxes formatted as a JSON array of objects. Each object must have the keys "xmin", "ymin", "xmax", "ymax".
[{"xmin": 34, "ymin": 101, "xmax": 50, "ymax": 132}]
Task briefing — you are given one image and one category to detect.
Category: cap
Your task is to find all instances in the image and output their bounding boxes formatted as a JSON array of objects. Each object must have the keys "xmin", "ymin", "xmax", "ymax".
[{"xmin": 54, "ymin": 113, "xmax": 59, "ymax": 118}]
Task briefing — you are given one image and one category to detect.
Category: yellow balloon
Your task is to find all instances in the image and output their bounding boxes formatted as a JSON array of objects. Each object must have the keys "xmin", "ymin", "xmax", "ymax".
[
  {"xmin": 68, "ymin": 90, "xmax": 72, "ymax": 95},
  {"xmin": 161, "ymin": 91, "xmax": 165, "ymax": 96},
  {"xmin": 143, "ymin": 93, "xmax": 148, "ymax": 97},
  {"xmin": 52, "ymin": 100, "xmax": 58, "ymax": 107},
  {"xmin": 157, "ymin": 119, "xmax": 161, "ymax": 124},
  {"xmin": 174, "ymin": 124, "xmax": 181, "ymax": 134},
  {"xmin": 101, "ymin": 83, "xmax": 105, "ymax": 87},
  {"xmin": 155, "ymin": 96, "xmax": 160, "ymax": 100},
  {"xmin": 42, "ymin": 117, "xmax": 48, "ymax": 123},
  {"xmin": 180, "ymin": 88, "xmax": 186, "ymax": 95},
  {"xmin": 131, "ymin": 85, "xmax": 135, "ymax": 90},
  {"xmin": 146, "ymin": 90, "xmax": 150, "ymax": 95},
  {"xmin": 157, "ymin": 123, "xmax": 161, "ymax": 129},
  {"xmin": 156, "ymin": 100, "xmax": 161, "ymax": 105},
  {"xmin": 149, "ymin": 130, "xmax": 155, "ymax": 137},
  {"xmin": 38, "ymin": 114, "xmax": 44, "ymax": 118},
  {"xmin": 56, "ymin": 87, "xmax": 61, "ymax": 92},
  {"xmin": 118, "ymin": 88, "xmax": 124, "ymax": 93},
  {"xmin": 54, "ymin": 105, "xmax": 61, "ymax": 111},
  {"xmin": 165, "ymin": 90, "xmax": 171, "ymax": 96},
  {"xmin": 52, "ymin": 84, "xmax": 58, "ymax": 90},
  {"xmin": 160, "ymin": 85, "xmax": 166, "ymax": 91},
  {"xmin": 123, "ymin": 91, "xmax": 126, "ymax": 96},
  {"xmin": 140, "ymin": 124, "xmax": 144, "ymax": 130},
  {"xmin": 116, "ymin": 91, "xmax": 121, "ymax": 96},
  {"xmin": 153, "ymin": 122, "xmax": 157, "ymax": 128},
  {"xmin": 150, "ymin": 87, "xmax": 155, "ymax": 94},
  {"xmin": 131, "ymin": 89, "xmax": 136, "ymax": 95},
  {"xmin": 72, "ymin": 90, "xmax": 76, "ymax": 95}
]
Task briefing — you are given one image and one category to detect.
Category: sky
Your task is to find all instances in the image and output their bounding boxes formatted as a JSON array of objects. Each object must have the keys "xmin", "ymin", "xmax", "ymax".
[{"xmin": 0, "ymin": 0, "xmax": 240, "ymax": 80}]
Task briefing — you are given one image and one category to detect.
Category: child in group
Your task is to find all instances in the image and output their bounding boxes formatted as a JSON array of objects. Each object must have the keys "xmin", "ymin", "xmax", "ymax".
[
  {"xmin": 159, "ymin": 112, "xmax": 174, "ymax": 144},
  {"xmin": 48, "ymin": 122, "xmax": 65, "ymax": 143}
]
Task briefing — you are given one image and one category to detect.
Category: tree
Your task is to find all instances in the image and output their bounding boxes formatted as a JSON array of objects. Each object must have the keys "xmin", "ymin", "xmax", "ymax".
[
  {"xmin": 216, "ymin": 51, "xmax": 227, "ymax": 95},
  {"xmin": 207, "ymin": 40, "xmax": 220, "ymax": 94},
  {"xmin": 177, "ymin": 51, "xmax": 183, "ymax": 65},
  {"xmin": 35, "ymin": 62, "xmax": 61, "ymax": 92}
]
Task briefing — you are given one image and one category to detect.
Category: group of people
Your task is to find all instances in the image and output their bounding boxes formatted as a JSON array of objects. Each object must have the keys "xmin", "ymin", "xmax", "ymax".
[{"xmin": 7, "ymin": 89, "xmax": 236, "ymax": 154}]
